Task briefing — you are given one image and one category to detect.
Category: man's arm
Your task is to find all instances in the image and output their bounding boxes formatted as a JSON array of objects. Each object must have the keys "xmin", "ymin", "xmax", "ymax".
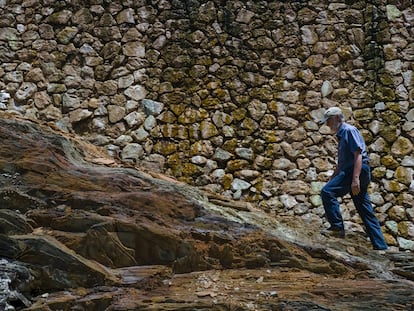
[{"xmin": 352, "ymin": 150, "xmax": 362, "ymax": 195}]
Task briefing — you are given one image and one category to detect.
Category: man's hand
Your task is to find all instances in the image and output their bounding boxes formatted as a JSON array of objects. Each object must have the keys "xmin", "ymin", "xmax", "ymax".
[{"xmin": 351, "ymin": 177, "xmax": 360, "ymax": 196}]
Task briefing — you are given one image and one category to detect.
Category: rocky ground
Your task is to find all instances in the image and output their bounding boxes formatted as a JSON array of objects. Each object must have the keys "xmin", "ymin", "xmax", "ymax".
[{"xmin": 0, "ymin": 113, "xmax": 413, "ymax": 311}]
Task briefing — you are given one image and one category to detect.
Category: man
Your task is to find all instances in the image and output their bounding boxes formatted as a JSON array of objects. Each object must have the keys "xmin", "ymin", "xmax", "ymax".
[{"xmin": 319, "ymin": 107, "xmax": 388, "ymax": 251}]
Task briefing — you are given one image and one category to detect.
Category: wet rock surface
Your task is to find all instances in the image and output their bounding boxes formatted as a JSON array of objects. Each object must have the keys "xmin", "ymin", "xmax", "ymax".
[{"xmin": 0, "ymin": 114, "xmax": 413, "ymax": 310}]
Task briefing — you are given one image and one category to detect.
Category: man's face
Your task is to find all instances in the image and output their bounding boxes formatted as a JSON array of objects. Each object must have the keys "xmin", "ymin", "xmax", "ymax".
[{"xmin": 326, "ymin": 115, "xmax": 341, "ymax": 132}]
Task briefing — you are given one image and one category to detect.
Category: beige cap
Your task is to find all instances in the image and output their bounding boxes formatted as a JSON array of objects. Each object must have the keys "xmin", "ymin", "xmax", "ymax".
[{"xmin": 319, "ymin": 107, "xmax": 343, "ymax": 124}]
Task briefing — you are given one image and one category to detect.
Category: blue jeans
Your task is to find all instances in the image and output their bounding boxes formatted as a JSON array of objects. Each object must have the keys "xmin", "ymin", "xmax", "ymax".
[{"xmin": 320, "ymin": 164, "xmax": 388, "ymax": 250}]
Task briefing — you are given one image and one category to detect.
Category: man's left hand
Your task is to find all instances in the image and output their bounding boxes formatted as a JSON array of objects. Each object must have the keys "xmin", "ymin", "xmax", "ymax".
[{"xmin": 351, "ymin": 179, "xmax": 360, "ymax": 196}]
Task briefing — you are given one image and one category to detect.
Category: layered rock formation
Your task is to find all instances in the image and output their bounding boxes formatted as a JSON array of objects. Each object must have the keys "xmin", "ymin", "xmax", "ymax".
[
  {"xmin": 0, "ymin": 1, "xmax": 414, "ymax": 248},
  {"xmin": 0, "ymin": 115, "xmax": 414, "ymax": 310}
]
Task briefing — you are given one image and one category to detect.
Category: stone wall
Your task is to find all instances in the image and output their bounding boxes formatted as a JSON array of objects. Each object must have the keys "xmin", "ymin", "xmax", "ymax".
[{"xmin": 0, "ymin": 0, "xmax": 413, "ymax": 250}]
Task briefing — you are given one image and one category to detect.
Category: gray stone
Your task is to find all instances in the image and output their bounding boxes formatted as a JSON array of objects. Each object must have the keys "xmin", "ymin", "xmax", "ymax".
[
  {"xmin": 211, "ymin": 169, "xmax": 226, "ymax": 182},
  {"xmin": 132, "ymin": 127, "xmax": 149, "ymax": 142},
  {"xmin": 280, "ymin": 180, "xmax": 310, "ymax": 195},
  {"xmin": 385, "ymin": 60, "xmax": 402, "ymax": 75},
  {"xmin": 124, "ymin": 111, "xmax": 145, "ymax": 128},
  {"xmin": 143, "ymin": 115, "xmax": 157, "ymax": 131},
  {"xmin": 40, "ymin": 105, "xmax": 62, "ymax": 120},
  {"xmin": 310, "ymin": 195, "xmax": 322, "ymax": 207},
  {"xmin": 124, "ymin": 85, "xmax": 147, "ymax": 101},
  {"xmin": 15, "ymin": 82, "xmax": 37, "ymax": 101},
  {"xmin": 5, "ymin": 71, "xmax": 24, "ymax": 83},
  {"xmin": 0, "ymin": 27, "xmax": 19, "ymax": 41},
  {"xmin": 401, "ymin": 156, "xmax": 414, "ymax": 167},
  {"xmin": 397, "ymin": 237, "xmax": 414, "ymax": 251},
  {"xmin": 123, "ymin": 41, "xmax": 145, "ymax": 57},
  {"xmin": 117, "ymin": 8, "xmax": 135, "ymax": 24},
  {"xmin": 213, "ymin": 148, "xmax": 233, "ymax": 162},
  {"xmin": 386, "ymin": 4, "xmax": 401, "ymax": 21},
  {"xmin": 236, "ymin": 9, "xmax": 255, "ymax": 24},
  {"xmin": 191, "ymin": 155, "xmax": 208, "ymax": 165},
  {"xmin": 108, "ymin": 105, "xmax": 126, "ymax": 123},
  {"xmin": 142, "ymin": 99, "xmax": 164, "ymax": 116},
  {"xmin": 62, "ymin": 93, "xmax": 81, "ymax": 110},
  {"xmin": 236, "ymin": 169, "xmax": 260, "ymax": 180},
  {"xmin": 114, "ymin": 135, "xmax": 133, "ymax": 147},
  {"xmin": 0, "ymin": 91, "xmax": 11, "ymax": 104},
  {"xmin": 280, "ymin": 194, "xmax": 297, "ymax": 209},
  {"xmin": 118, "ymin": 75, "xmax": 134, "ymax": 89},
  {"xmin": 231, "ymin": 178, "xmax": 251, "ymax": 192},
  {"xmin": 300, "ymin": 26, "xmax": 318, "ymax": 45},
  {"xmin": 370, "ymin": 192, "xmax": 385, "ymax": 206},
  {"xmin": 69, "ymin": 109, "xmax": 92, "ymax": 123},
  {"xmin": 273, "ymin": 158, "xmax": 295, "ymax": 170},
  {"xmin": 321, "ymin": 80, "xmax": 333, "ymax": 97},
  {"xmin": 391, "ymin": 137, "xmax": 413, "ymax": 157},
  {"xmin": 385, "ymin": 220, "xmax": 399, "ymax": 235},
  {"xmin": 235, "ymin": 148, "xmax": 253, "ymax": 161},
  {"xmin": 247, "ymin": 99, "xmax": 267, "ymax": 121},
  {"xmin": 121, "ymin": 143, "xmax": 144, "ymax": 161}
]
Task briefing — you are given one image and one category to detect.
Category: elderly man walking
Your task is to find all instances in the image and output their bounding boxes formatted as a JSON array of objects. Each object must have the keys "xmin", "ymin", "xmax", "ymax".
[{"xmin": 319, "ymin": 107, "xmax": 388, "ymax": 251}]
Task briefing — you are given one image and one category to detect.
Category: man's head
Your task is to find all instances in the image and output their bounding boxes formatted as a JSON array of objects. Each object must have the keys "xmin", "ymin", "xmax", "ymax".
[{"xmin": 319, "ymin": 107, "xmax": 344, "ymax": 132}]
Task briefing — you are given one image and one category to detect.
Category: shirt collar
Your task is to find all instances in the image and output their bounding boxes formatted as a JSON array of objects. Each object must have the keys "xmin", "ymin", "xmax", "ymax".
[{"xmin": 336, "ymin": 122, "xmax": 346, "ymax": 139}]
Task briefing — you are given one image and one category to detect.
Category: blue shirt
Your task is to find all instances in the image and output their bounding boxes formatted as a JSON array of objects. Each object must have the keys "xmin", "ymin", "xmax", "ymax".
[{"xmin": 336, "ymin": 123, "xmax": 369, "ymax": 171}]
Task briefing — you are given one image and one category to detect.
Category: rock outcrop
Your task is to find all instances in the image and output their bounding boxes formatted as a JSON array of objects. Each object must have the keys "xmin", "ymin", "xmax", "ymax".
[
  {"xmin": 0, "ymin": 115, "xmax": 413, "ymax": 310},
  {"xmin": 1, "ymin": 0, "xmax": 414, "ymax": 249}
]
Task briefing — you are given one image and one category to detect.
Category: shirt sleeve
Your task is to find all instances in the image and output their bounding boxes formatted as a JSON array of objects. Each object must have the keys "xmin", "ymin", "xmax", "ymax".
[{"xmin": 347, "ymin": 128, "xmax": 364, "ymax": 154}]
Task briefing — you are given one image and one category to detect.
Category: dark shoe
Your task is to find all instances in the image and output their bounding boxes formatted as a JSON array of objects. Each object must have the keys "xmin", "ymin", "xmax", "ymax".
[{"xmin": 321, "ymin": 226, "xmax": 345, "ymax": 238}]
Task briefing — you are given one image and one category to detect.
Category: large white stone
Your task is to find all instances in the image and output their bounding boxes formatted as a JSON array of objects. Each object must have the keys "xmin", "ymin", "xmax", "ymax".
[
  {"xmin": 231, "ymin": 178, "xmax": 251, "ymax": 191},
  {"xmin": 124, "ymin": 85, "xmax": 147, "ymax": 101}
]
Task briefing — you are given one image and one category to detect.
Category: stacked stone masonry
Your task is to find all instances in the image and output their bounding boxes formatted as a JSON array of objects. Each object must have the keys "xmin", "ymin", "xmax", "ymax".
[{"xmin": 0, "ymin": 0, "xmax": 413, "ymax": 250}]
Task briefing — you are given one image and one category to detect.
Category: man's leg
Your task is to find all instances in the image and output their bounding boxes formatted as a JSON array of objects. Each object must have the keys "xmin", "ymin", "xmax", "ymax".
[
  {"xmin": 320, "ymin": 171, "xmax": 350, "ymax": 231},
  {"xmin": 352, "ymin": 165, "xmax": 388, "ymax": 250},
  {"xmin": 352, "ymin": 192, "xmax": 388, "ymax": 249}
]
